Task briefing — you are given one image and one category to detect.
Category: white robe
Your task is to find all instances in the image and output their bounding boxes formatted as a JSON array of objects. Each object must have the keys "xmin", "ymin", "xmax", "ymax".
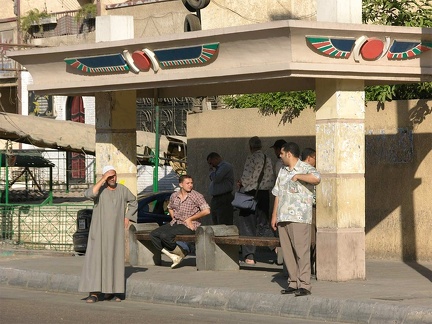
[{"xmin": 79, "ymin": 184, "xmax": 137, "ymax": 294}]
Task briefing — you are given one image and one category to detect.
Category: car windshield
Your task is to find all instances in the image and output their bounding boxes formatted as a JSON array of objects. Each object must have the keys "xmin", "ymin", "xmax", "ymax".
[{"xmin": 138, "ymin": 193, "xmax": 171, "ymax": 215}]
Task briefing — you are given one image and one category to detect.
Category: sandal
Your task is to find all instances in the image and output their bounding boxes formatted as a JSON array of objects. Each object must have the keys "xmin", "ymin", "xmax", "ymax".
[
  {"xmin": 85, "ymin": 294, "xmax": 99, "ymax": 303},
  {"xmin": 104, "ymin": 294, "xmax": 121, "ymax": 302}
]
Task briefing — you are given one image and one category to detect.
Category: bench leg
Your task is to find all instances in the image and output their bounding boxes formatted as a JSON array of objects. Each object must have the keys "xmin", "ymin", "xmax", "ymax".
[
  {"xmin": 196, "ymin": 226, "xmax": 239, "ymax": 271},
  {"xmin": 129, "ymin": 227, "xmax": 161, "ymax": 266}
]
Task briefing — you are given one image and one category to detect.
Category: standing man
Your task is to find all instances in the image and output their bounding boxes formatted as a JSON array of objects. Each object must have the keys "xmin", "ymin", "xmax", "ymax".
[
  {"xmin": 207, "ymin": 152, "xmax": 234, "ymax": 225},
  {"xmin": 271, "ymin": 142, "xmax": 320, "ymax": 297},
  {"xmin": 271, "ymin": 139, "xmax": 287, "ymax": 176},
  {"xmin": 151, "ymin": 174, "xmax": 210, "ymax": 269},
  {"xmin": 79, "ymin": 165, "xmax": 137, "ymax": 303},
  {"xmin": 238, "ymin": 136, "xmax": 275, "ymax": 265}
]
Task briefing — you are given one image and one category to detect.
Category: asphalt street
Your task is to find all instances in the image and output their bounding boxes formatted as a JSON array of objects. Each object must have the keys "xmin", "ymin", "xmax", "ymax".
[{"xmin": 0, "ymin": 246, "xmax": 431, "ymax": 323}]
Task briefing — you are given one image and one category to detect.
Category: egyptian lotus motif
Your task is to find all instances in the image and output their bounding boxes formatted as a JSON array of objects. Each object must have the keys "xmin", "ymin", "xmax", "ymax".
[
  {"xmin": 64, "ymin": 43, "xmax": 219, "ymax": 74},
  {"xmin": 306, "ymin": 36, "xmax": 432, "ymax": 61}
]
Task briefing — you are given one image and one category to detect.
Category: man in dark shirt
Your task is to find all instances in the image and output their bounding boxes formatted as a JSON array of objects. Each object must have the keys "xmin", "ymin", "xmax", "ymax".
[{"xmin": 207, "ymin": 152, "xmax": 235, "ymax": 225}]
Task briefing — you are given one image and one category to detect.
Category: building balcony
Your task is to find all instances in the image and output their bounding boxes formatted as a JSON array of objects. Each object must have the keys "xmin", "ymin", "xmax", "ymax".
[{"xmin": 26, "ymin": 10, "xmax": 95, "ymax": 40}]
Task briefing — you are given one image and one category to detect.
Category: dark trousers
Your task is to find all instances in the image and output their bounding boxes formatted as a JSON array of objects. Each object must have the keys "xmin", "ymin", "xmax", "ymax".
[
  {"xmin": 311, "ymin": 207, "xmax": 317, "ymax": 276},
  {"xmin": 237, "ymin": 190, "xmax": 273, "ymax": 260},
  {"xmin": 211, "ymin": 192, "xmax": 234, "ymax": 225},
  {"xmin": 150, "ymin": 223, "xmax": 195, "ymax": 252}
]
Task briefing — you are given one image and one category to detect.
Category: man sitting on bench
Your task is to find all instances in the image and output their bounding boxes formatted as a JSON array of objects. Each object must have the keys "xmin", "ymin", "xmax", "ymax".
[{"xmin": 150, "ymin": 174, "xmax": 210, "ymax": 268}]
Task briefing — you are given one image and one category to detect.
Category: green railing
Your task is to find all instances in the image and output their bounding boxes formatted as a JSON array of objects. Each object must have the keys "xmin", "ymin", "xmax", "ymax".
[{"xmin": 1, "ymin": 203, "xmax": 93, "ymax": 251}]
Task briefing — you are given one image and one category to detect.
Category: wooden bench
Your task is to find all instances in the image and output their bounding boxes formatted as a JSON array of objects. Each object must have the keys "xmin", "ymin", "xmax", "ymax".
[
  {"xmin": 134, "ymin": 232, "xmax": 195, "ymax": 243},
  {"xmin": 129, "ymin": 223, "xmax": 280, "ymax": 271}
]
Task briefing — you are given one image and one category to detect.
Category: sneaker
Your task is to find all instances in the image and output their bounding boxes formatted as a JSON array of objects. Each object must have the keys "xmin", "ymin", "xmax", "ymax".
[{"xmin": 170, "ymin": 246, "xmax": 186, "ymax": 269}]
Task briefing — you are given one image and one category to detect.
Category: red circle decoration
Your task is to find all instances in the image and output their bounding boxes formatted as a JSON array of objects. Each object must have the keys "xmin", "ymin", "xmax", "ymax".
[
  {"xmin": 361, "ymin": 38, "xmax": 384, "ymax": 60},
  {"xmin": 132, "ymin": 51, "xmax": 151, "ymax": 71}
]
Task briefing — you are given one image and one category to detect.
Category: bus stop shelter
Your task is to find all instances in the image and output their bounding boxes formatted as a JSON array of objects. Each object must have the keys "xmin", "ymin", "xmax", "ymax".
[{"xmin": 7, "ymin": 13, "xmax": 432, "ymax": 281}]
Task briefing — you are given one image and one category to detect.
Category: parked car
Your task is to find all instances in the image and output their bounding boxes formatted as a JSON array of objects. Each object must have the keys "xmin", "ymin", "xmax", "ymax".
[{"xmin": 73, "ymin": 191, "xmax": 173, "ymax": 254}]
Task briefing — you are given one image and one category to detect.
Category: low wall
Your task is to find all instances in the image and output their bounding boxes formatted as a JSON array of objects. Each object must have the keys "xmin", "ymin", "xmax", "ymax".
[
  {"xmin": 1, "ymin": 203, "xmax": 92, "ymax": 251},
  {"xmin": 187, "ymin": 100, "xmax": 432, "ymax": 262}
]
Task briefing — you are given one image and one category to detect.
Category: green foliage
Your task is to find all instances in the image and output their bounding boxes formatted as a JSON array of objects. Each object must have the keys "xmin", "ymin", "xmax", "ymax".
[
  {"xmin": 75, "ymin": 3, "xmax": 97, "ymax": 22},
  {"xmin": 222, "ymin": 91, "xmax": 316, "ymax": 124},
  {"xmin": 362, "ymin": 0, "xmax": 432, "ymax": 27},
  {"xmin": 20, "ymin": 9, "xmax": 51, "ymax": 34},
  {"xmin": 362, "ymin": 0, "xmax": 432, "ymax": 103}
]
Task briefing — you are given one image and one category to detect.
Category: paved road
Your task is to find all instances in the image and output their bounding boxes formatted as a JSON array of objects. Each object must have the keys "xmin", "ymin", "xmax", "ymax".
[
  {"xmin": 1, "ymin": 247, "xmax": 432, "ymax": 323},
  {"xmin": 0, "ymin": 286, "xmax": 336, "ymax": 324}
]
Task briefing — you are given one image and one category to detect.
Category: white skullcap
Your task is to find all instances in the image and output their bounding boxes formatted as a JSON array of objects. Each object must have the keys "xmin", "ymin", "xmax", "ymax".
[{"xmin": 102, "ymin": 165, "xmax": 116, "ymax": 175}]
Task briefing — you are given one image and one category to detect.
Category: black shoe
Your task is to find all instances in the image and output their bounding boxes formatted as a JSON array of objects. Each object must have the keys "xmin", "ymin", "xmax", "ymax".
[
  {"xmin": 280, "ymin": 287, "xmax": 297, "ymax": 294},
  {"xmin": 295, "ymin": 288, "xmax": 311, "ymax": 297}
]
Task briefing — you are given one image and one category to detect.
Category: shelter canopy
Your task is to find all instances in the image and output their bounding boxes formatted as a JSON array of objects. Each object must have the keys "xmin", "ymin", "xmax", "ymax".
[{"xmin": 7, "ymin": 20, "xmax": 432, "ymax": 97}]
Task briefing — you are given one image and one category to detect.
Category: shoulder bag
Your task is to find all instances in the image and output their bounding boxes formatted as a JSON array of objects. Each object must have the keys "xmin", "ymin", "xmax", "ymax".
[{"xmin": 232, "ymin": 154, "xmax": 267, "ymax": 211}]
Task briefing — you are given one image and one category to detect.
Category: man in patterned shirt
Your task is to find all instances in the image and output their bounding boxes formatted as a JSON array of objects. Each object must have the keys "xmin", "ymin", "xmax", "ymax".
[
  {"xmin": 150, "ymin": 174, "xmax": 210, "ymax": 269},
  {"xmin": 271, "ymin": 142, "xmax": 320, "ymax": 297},
  {"xmin": 238, "ymin": 136, "xmax": 275, "ymax": 265}
]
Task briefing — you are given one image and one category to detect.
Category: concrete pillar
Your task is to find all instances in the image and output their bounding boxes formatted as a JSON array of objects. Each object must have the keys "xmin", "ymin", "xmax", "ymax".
[
  {"xmin": 94, "ymin": 91, "xmax": 137, "ymax": 192},
  {"xmin": 94, "ymin": 16, "xmax": 137, "ymax": 194},
  {"xmin": 196, "ymin": 225, "xmax": 240, "ymax": 271},
  {"xmin": 315, "ymin": 0, "xmax": 365, "ymax": 281},
  {"xmin": 315, "ymin": 79, "xmax": 365, "ymax": 281},
  {"xmin": 317, "ymin": 0, "xmax": 362, "ymax": 23}
]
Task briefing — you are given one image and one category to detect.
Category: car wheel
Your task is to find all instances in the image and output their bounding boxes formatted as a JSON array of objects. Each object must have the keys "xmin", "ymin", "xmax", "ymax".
[{"xmin": 184, "ymin": 14, "xmax": 201, "ymax": 32}]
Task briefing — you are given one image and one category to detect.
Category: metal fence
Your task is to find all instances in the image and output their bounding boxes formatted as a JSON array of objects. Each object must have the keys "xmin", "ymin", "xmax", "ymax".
[{"xmin": 1, "ymin": 203, "xmax": 93, "ymax": 251}]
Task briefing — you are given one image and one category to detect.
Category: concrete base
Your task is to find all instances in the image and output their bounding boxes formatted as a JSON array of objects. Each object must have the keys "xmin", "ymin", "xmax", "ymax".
[
  {"xmin": 316, "ymin": 228, "xmax": 365, "ymax": 281},
  {"xmin": 129, "ymin": 223, "xmax": 161, "ymax": 266},
  {"xmin": 196, "ymin": 225, "xmax": 239, "ymax": 271}
]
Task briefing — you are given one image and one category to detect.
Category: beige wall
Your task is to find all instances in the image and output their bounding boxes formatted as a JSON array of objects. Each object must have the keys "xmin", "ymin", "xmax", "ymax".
[
  {"xmin": 202, "ymin": 0, "xmax": 316, "ymax": 29},
  {"xmin": 364, "ymin": 100, "xmax": 432, "ymax": 262},
  {"xmin": 106, "ymin": 1, "xmax": 189, "ymax": 37},
  {"xmin": 106, "ymin": 0, "xmax": 316, "ymax": 37},
  {"xmin": 187, "ymin": 100, "xmax": 432, "ymax": 262}
]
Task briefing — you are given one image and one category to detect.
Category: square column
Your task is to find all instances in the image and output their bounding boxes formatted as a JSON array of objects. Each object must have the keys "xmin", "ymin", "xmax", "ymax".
[
  {"xmin": 95, "ymin": 91, "xmax": 137, "ymax": 194},
  {"xmin": 315, "ymin": 79, "xmax": 365, "ymax": 281},
  {"xmin": 94, "ymin": 15, "xmax": 137, "ymax": 195},
  {"xmin": 317, "ymin": 0, "xmax": 362, "ymax": 23}
]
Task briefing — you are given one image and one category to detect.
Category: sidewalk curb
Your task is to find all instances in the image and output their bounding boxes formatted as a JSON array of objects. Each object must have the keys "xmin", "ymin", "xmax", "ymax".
[{"xmin": 0, "ymin": 266, "xmax": 431, "ymax": 323}]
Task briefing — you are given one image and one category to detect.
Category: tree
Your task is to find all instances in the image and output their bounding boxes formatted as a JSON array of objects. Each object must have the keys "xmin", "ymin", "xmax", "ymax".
[
  {"xmin": 222, "ymin": 0, "xmax": 432, "ymax": 123},
  {"xmin": 222, "ymin": 91, "xmax": 315, "ymax": 124},
  {"xmin": 362, "ymin": 0, "xmax": 432, "ymax": 104},
  {"xmin": 362, "ymin": 0, "xmax": 432, "ymax": 27}
]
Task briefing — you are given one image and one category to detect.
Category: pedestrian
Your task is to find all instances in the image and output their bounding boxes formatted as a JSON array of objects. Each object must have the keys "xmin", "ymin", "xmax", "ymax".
[
  {"xmin": 301, "ymin": 147, "xmax": 317, "ymax": 279},
  {"xmin": 207, "ymin": 152, "xmax": 235, "ymax": 225},
  {"xmin": 271, "ymin": 142, "xmax": 320, "ymax": 297},
  {"xmin": 237, "ymin": 136, "xmax": 275, "ymax": 265},
  {"xmin": 271, "ymin": 139, "xmax": 287, "ymax": 176},
  {"xmin": 270, "ymin": 139, "xmax": 288, "ymax": 267},
  {"xmin": 79, "ymin": 165, "xmax": 138, "ymax": 303},
  {"xmin": 150, "ymin": 174, "xmax": 210, "ymax": 268}
]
